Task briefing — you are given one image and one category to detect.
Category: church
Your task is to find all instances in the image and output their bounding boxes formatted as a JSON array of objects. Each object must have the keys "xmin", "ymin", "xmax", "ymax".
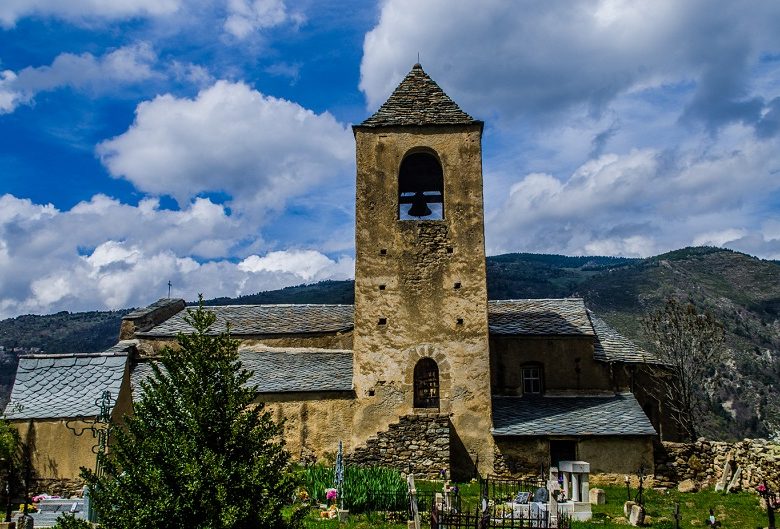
[{"xmin": 6, "ymin": 64, "xmax": 668, "ymax": 490}]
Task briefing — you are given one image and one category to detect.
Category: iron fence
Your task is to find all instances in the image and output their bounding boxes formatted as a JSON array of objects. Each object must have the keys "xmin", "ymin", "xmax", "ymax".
[
  {"xmin": 431, "ymin": 503, "xmax": 571, "ymax": 529},
  {"xmin": 480, "ymin": 475, "xmax": 547, "ymax": 503}
]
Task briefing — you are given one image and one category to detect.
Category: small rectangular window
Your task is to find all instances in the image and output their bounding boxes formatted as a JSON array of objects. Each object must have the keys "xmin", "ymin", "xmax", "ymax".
[
  {"xmin": 379, "ymin": 284, "xmax": 386, "ymax": 290},
  {"xmin": 379, "ymin": 249, "xmax": 387, "ymax": 255},
  {"xmin": 454, "ymin": 282, "xmax": 461, "ymax": 289},
  {"xmin": 522, "ymin": 366, "xmax": 542, "ymax": 395},
  {"xmin": 378, "ymin": 318, "xmax": 387, "ymax": 325}
]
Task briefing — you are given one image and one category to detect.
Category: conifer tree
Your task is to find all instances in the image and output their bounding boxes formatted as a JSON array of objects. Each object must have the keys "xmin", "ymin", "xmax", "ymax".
[{"xmin": 83, "ymin": 300, "xmax": 300, "ymax": 529}]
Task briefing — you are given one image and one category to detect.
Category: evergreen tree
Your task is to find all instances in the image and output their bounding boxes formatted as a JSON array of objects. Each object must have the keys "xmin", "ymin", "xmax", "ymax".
[{"xmin": 83, "ymin": 300, "xmax": 301, "ymax": 529}]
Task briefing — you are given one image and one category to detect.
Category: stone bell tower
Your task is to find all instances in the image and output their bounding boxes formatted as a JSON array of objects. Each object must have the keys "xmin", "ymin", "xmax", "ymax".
[{"xmin": 351, "ymin": 64, "xmax": 494, "ymax": 478}]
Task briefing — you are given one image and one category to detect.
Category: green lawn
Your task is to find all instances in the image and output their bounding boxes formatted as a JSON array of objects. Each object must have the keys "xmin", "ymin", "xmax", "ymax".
[
  {"xmin": 575, "ymin": 485, "xmax": 767, "ymax": 529},
  {"xmin": 300, "ymin": 482, "xmax": 769, "ymax": 529}
]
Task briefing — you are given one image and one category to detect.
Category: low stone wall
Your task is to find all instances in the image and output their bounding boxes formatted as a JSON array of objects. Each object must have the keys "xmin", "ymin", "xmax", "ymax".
[
  {"xmin": 29, "ymin": 478, "xmax": 84, "ymax": 497},
  {"xmin": 654, "ymin": 439, "xmax": 779, "ymax": 490},
  {"xmin": 348, "ymin": 413, "xmax": 449, "ymax": 478}
]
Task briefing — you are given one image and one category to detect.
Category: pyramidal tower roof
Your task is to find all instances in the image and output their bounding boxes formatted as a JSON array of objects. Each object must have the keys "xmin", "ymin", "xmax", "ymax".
[{"xmin": 358, "ymin": 64, "xmax": 480, "ymax": 128}]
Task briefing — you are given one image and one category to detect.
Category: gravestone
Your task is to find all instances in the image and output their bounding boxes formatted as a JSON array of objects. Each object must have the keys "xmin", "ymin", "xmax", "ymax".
[
  {"xmin": 726, "ymin": 467, "xmax": 742, "ymax": 493},
  {"xmin": 589, "ymin": 488, "xmax": 606, "ymax": 505},
  {"xmin": 629, "ymin": 504, "xmax": 645, "ymax": 526},
  {"xmin": 715, "ymin": 460, "xmax": 733, "ymax": 492}
]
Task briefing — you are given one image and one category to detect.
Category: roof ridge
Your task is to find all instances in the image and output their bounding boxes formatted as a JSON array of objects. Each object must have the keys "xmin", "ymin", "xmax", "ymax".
[
  {"xmin": 196, "ymin": 303, "xmax": 354, "ymax": 308},
  {"xmin": 19, "ymin": 352, "xmax": 128, "ymax": 359},
  {"xmin": 489, "ymin": 297, "xmax": 584, "ymax": 303}
]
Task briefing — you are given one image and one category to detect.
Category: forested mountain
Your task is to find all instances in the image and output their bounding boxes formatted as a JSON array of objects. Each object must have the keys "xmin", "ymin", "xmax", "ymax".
[{"xmin": 1, "ymin": 247, "xmax": 778, "ymax": 440}]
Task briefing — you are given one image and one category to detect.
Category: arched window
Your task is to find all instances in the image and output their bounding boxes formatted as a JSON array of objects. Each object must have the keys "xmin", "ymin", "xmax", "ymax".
[
  {"xmin": 399, "ymin": 152, "xmax": 444, "ymax": 220},
  {"xmin": 414, "ymin": 358, "xmax": 440, "ymax": 408}
]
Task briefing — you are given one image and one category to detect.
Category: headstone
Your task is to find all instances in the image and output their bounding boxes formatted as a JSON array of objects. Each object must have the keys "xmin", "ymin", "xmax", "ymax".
[
  {"xmin": 715, "ymin": 461, "xmax": 733, "ymax": 492},
  {"xmin": 589, "ymin": 488, "xmax": 606, "ymax": 505},
  {"xmin": 532, "ymin": 487, "xmax": 548, "ymax": 503},
  {"xmin": 726, "ymin": 467, "xmax": 742, "ymax": 493},
  {"xmin": 624, "ymin": 500, "xmax": 636, "ymax": 518},
  {"xmin": 629, "ymin": 504, "xmax": 645, "ymax": 526}
]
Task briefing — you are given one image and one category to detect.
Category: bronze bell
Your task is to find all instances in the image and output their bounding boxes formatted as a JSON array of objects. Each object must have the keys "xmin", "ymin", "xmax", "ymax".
[{"xmin": 407, "ymin": 191, "xmax": 432, "ymax": 217}]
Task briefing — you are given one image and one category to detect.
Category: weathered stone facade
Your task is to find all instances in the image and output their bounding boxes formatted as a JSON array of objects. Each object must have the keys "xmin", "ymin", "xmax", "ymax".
[
  {"xmin": 352, "ymin": 122, "xmax": 494, "ymax": 481},
  {"xmin": 654, "ymin": 439, "xmax": 780, "ymax": 490},
  {"xmin": 348, "ymin": 413, "xmax": 450, "ymax": 478}
]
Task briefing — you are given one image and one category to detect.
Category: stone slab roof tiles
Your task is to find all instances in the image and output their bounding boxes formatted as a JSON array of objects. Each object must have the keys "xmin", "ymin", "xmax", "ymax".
[
  {"xmin": 131, "ymin": 348, "xmax": 353, "ymax": 400},
  {"xmin": 589, "ymin": 311, "xmax": 658, "ymax": 364},
  {"xmin": 487, "ymin": 299, "xmax": 595, "ymax": 336},
  {"xmin": 358, "ymin": 64, "xmax": 480, "ymax": 128},
  {"xmin": 4, "ymin": 341, "xmax": 134, "ymax": 420},
  {"xmin": 492, "ymin": 393, "xmax": 657, "ymax": 437},
  {"xmin": 138, "ymin": 304, "xmax": 354, "ymax": 337}
]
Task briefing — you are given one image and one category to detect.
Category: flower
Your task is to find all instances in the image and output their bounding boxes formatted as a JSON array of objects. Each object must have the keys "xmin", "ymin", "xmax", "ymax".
[
  {"xmin": 757, "ymin": 484, "xmax": 767, "ymax": 493},
  {"xmin": 326, "ymin": 488, "xmax": 338, "ymax": 501}
]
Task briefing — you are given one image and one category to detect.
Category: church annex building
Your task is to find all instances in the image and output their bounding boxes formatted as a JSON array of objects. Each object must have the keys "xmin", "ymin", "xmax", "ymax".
[{"xmin": 6, "ymin": 65, "xmax": 670, "ymax": 488}]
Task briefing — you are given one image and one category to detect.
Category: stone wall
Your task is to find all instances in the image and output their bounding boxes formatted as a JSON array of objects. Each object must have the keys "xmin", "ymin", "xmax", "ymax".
[
  {"xmin": 654, "ymin": 439, "xmax": 779, "ymax": 490},
  {"xmin": 348, "ymin": 413, "xmax": 450, "ymax": 478}
]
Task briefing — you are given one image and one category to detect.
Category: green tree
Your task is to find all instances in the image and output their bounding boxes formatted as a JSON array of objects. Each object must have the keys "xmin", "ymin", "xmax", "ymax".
[
  {"xmin": 83, "ymin": 300, "xmax": 301, "ymax": 529},
  {"xmin": 643, "ymin": 298, "xmax": 725, "ymax": 441}
]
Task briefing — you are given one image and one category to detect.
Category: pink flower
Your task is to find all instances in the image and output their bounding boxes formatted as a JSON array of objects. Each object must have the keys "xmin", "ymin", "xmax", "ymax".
[
  {"xmin": 326, "ymin": 488, "xmax": 338, "ymax": 501},
  {"xmin": 757, "ymin": 484, "xmax": 767, "ymax": 493}
]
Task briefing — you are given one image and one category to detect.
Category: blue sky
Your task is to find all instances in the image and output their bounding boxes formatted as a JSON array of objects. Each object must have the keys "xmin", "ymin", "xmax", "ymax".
[{"xmin": 1, "ymin": 0, "xmax": 779, "ymax": 318}]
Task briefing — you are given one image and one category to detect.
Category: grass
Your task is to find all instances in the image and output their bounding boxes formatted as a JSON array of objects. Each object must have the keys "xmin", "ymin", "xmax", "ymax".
[
  {"xmin": 299, "ymin": 482, "xmax": 769, "ymax": 529},
  {"xmin": 574, "ymin": 485, "xmax": 767, "ymax": 529}
]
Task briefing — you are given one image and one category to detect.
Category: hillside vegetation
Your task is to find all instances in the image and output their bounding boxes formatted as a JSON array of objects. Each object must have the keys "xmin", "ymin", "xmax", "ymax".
[{"xmin": 1, "ymin": 247, "xmax": 778, "ymax": 440}]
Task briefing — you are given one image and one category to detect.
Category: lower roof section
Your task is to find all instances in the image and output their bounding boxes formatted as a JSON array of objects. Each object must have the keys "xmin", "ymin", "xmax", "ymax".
[
  {"xmin": 491, "ymin": 393, "xmax": 657, "ymax": 437},
  {"xmin": 130, "ymin": 347, "xmax": 354, "ymax": 401},
  {"xmin": 5, "ymin": 341, "xmax": 134, "ymax": 420}
]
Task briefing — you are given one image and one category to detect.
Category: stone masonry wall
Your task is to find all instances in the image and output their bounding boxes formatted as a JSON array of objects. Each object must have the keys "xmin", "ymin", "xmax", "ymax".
[
  {"xmin": 348, "ymin": 413, "xmax": 449, "ymax": 478},
  {"xmin": 654, "ymin": 439, "xmax": 779, "ymax": 490}
]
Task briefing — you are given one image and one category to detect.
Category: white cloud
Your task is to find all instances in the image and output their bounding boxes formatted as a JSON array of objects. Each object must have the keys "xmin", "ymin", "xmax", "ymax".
[
  {"xmin": 0, "ymin": 44, "xmax": 158, "ymax": 114},
  {"xmin": 487, "ymin": 122, "xmax": 780, "ymax": 257},
  {"xmin": 239, "ymin": 250, "xmax": 354, "ymax": 282},
  {"xmin": 97, "ymin": 80, "xmax": 353, "ymax": 216},
  {"xmin": 224, "ymin": 0, "xmax": 304, "ymax": 39},
  {"xmin": 360, "ymin": 0, "xmax": 780, "ymax": 130},
  {"xmin": 0, "ymin": 0, "xmax": 180, "ymax": 27},
  {"xmin": 0, "ymin": 193, "xmax": 355, "ymax": 319}
]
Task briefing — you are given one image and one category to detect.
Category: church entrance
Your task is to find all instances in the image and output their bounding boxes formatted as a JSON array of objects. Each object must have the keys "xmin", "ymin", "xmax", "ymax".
[{"xmin": 549, "ymin": 439, "xmax": 577, "ymax": 469}]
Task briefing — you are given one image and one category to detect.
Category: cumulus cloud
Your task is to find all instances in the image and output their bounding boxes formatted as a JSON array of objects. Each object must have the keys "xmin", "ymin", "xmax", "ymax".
[
  {"xmin": 238, "ymin": 250, "xmax": 353, "ymax": 282},
  {"xmin": 360, "ymin": 0, "xmax": 780, "ymax": 131},
  {"xmin": 0, "ymin": 44, "xmax": 158, "ymax": 113},
  {"xmin": 97, "ymin": 80, "xmax": 353, "ymax": 214},
  {"xmin": 224, "ymin": 0, "xmax": 304, "ymax": 39},
  {"xmin": 487, "ymin": 124, "xmax": 780, "ymax": 258},
  {"xmin": 0, "ymin": 0, "xmax": 179, "ymax": 27},
  {"xmin": 0, "ymin": 194, "xmax": 354, "ymax": 319}
]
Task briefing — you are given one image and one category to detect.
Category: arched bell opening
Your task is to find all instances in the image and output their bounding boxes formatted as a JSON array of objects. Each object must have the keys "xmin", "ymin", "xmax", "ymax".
[
  {"xmin": 413, "ymin": 357, "xmax": 440, "ymax": 409},
  {"xmin": 398, "ymin": 151, "xmax": 444, "ymax": 220}
]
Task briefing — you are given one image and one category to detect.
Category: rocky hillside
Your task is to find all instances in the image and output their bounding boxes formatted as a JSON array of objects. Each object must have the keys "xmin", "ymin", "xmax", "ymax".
[{"xmin": 1, "ymin": 247, "xmax": 778, "ymax": 440}]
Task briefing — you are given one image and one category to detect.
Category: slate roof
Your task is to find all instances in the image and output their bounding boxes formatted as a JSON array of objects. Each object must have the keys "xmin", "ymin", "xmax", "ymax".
[
  {"xmin": 491, "ymin": 393, "xmax": 657, "ymax": 437},
  {"xmin": 487, "ymin": 299, "xmax": 595, "ymax": 336},
  {"xmin": 4, "ymin": 342, "xmax": 134, "ymax": 420},
  {"xmin": 358, "ymin": 64, "xmax": 480, "ymax": 128},
  {"xmin": 589, "ymin": 312, "xmax": 658, "ymax": 364},
  {"xmin": 138, "ymin": 304, "xmax": 354, "ymax": 337},
  {"xmin": 130, "ymin": 348, "xmax": 353, "ymax": 400}
]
